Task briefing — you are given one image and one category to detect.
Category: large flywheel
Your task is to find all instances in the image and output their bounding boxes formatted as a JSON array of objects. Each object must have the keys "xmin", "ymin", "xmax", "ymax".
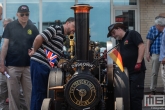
[
  {"xmin": 114, "ymin": 67, "xmax": 130, "ymax": 110},
  {"xmin": 64, "ymin": 74, "xmax": 101, "ymax": 110}
]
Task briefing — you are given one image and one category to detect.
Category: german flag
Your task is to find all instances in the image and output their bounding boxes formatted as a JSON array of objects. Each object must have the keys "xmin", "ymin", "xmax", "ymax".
[{"xmin": 109, "ymin": 49, "xmax": 124, "ymax": 72}]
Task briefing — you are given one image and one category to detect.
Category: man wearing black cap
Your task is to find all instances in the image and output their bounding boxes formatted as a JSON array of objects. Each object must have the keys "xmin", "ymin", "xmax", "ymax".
[
  {"xmin": 0, "ymin": 5, "xmax": 39, "ymax": 110},
  {"xmin": 107, "ymin": 23, "xmax": 146, "ymax": 110}
]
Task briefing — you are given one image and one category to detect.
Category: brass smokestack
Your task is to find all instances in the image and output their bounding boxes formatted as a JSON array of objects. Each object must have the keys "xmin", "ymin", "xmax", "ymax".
[{"xmin": 71, "ymin": 4, "xmax": 93, "ymax": 62}]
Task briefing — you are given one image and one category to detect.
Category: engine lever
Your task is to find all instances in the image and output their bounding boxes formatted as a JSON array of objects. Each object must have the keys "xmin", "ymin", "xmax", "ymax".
[
  {"xmin": 83, "ymin": 107, "xmax": 90, "ymax": 110},
  {"xmin": 65, "ymin": 55, "xmax": 76, "ymax": 66},
  {"xmin": 91, "ymin": 43, "xmax": 119, "ymax": 65}
]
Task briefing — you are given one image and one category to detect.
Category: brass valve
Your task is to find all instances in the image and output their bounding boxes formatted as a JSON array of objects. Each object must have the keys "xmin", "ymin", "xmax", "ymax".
[{"xmin": 69, "ymin": 34, "xmax": 75, "ymax": 59}]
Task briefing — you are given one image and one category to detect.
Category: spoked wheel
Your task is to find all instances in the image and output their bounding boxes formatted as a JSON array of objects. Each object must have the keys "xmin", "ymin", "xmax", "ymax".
[
  {"xmin": 47, "ymin": 68, "xmax": 64, "ymax": 99},
  {"xmin": 114, "ymin": 67, "xmax": 130, "ymax": 110},
  {"xmin": 106, "ymin": 41, "xmax": 115, "ymax": 110},
  {"xmin": 106, "ymin": 64, "xmax": 114, "ymax": 110},
  {"xmin": 41, "ymin": 98, "xmax": 54, "ymax": 110}
]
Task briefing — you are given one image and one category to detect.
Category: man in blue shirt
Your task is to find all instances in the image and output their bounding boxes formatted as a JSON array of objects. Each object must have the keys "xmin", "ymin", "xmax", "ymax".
[
  {"xmin": 158, "ymin": 15, "xmax": 165, "ymax": 94},
  {"xmin": 146, "ymin": 13, "xmax": 165, "ymax": 95}
]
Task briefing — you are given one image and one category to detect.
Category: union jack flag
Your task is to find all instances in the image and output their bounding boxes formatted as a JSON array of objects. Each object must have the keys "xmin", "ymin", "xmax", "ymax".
[{"xmin": 44, "ymin": 49, "xmax": 58, "ymax": 68}]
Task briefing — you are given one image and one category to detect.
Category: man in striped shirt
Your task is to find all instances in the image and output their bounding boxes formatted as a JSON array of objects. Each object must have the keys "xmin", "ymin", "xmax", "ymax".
[{"xmin": 28, "ymin": 17, "xmax": 75, "ymax": 110}]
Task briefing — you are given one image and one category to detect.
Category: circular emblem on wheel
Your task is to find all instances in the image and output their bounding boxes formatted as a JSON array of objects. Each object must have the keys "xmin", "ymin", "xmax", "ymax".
[
  {"xmin": 69, "ymin": 79, "xmax": 96, "ymax": 106},
  {"xmin": 65, "ymin": 74, "xmax": 101, "ymax": 110}
]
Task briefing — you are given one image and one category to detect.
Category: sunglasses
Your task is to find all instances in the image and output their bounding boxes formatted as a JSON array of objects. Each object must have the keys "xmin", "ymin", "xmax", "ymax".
[{"xmin": 20, "ymin": 13, "xmax": 29, "ymax": 17}]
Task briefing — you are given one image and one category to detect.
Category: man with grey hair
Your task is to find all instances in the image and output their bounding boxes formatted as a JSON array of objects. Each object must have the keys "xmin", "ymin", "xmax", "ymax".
[
  {"xmin": 146, "ymin": 13, "xmax": 165, "ymax": 95},
  {"xmin": 0, "ymin": 18, "xmax": 13, "ymax": 110},
  {"xmin": 0, "ymin": 3, "xmax": 7, "ymax": 110},
  {"xmin": 3, "ymin": 18, "xmax": 13, "ymax": 27},
  {"xmin": 0, "ymin": 18, "xmax": 13, "ymax": 49},
  {"xmin": 0, "ymin": 3, "xmax": 2, "ymax": 20},
  {"xmin": 155, "ymin": 15, "xmax": 165, "ymax": 32},
  {"xmin": 158, "ymin": 14, "xmax": 165, "ymax": 94}
]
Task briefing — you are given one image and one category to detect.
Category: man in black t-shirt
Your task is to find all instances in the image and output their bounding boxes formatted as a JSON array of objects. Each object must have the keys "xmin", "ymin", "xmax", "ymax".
[
  {"xmin": 0, "ymin": 5, "xmax": 39, "ymax": 110},
  {"xmin": 107, "ymin": 23, "xmax": 146, "ymax": 110}
]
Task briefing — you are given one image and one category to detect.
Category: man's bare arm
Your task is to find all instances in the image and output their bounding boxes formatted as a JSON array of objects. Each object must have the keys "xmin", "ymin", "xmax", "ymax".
[
  {"xmin": 0, "ymin": 38, "xmax": 9, "ymax": 73},
  {"xmin": 28, "ymin": 34, "xmax": 44, "ymax": 56},
  {"xmin": 33, "ymin": 34, "xmax": 44, "ymax": 51},
  {"xmin": 162, "ymin": 58, "xmax": 165, "ymax": 64},
  {"xmin": 137, "ymin": 43, "xmax": 145, "ymax": 63},
  {"xmin": 146, "ymin": 39, "xmax": 151, "ymax": 62}
]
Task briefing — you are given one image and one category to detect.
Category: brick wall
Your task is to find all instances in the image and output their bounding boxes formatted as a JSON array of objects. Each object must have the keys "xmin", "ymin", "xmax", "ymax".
[{"xmin": 139, "ymin": 0, "xmax": 165, "ymax": 88}]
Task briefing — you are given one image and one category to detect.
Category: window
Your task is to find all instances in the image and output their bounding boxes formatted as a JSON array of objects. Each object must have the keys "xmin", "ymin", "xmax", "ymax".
[
  {"xmin": 115, "ymin": 10, "xmax": 135, "ymax": 30},
  {"xmin": 113, "ymin": 0, "xmax": 137, "ymax": 6}
]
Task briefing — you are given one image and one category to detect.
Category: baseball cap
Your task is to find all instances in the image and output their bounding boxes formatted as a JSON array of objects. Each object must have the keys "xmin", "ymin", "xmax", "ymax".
[{"xmin": 17, "ymin": 5, "xmax": 29, "ymax": 13}]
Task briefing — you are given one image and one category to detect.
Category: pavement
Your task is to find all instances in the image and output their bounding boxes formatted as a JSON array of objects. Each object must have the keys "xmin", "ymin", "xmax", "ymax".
[{"xmin": 142, "ymin": 87, "xmax": 165, "ymax": 110}]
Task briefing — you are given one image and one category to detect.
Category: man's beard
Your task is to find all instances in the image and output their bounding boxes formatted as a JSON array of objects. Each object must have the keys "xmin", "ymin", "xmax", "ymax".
[
  {"xmin": 67, "ymin": 32, "xmax": 70, "ymax": 35},
  {"xmin": 115, "ymin": 36, "xmax": 120, "ymax": 40},
  {"xmin": 66, "ymin": 27, "xmax": 73, "ymax": 35}
]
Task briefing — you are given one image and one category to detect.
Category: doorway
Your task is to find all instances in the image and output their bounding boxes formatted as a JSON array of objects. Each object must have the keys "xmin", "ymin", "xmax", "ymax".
[{"xmin": 113, "ymin": 9, "xmax": 137, "ymax": 31}]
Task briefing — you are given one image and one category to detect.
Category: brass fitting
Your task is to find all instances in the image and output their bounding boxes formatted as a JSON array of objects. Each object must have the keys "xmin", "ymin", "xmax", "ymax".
[{"xmin": 69, "ymin": 34, "xmax": 75, "ymax": 59}]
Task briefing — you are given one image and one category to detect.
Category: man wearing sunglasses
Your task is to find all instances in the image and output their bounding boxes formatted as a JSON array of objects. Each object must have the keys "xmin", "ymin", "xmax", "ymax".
[
  {"xmin": 0, "ymin": 5, "xmax": 39, "ymax": 110},
  {"xmin": 107, "ymin": 23, "xmax": 146, "ymax": 110}
]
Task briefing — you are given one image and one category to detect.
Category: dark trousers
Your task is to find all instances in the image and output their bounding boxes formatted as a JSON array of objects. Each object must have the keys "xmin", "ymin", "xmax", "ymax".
[
  {"xmin": 30, "ymin": 60, "xmax": 50, "ymax": 110},
  {"xmin": 130, "ymin": 71, "xmax": 145, "ymax": 110}
]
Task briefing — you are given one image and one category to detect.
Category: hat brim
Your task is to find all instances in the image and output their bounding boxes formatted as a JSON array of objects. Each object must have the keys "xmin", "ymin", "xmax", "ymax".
[
  {"xmin": 107, "ymin": 32, "xmax": 111, "ymax": 37},
  {"xmin": 18, "ymin": 11, "xmax": 30, "ymax": 13},
  {"xmin": 107, "ymin": 24, "xmax": 115, "ymax": 38}
]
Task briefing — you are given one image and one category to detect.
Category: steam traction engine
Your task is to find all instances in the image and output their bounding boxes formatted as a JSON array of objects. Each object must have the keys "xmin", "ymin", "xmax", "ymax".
[{"xmin": 41, "ymin": 4, "xmax": 130, "ymax": 110}]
